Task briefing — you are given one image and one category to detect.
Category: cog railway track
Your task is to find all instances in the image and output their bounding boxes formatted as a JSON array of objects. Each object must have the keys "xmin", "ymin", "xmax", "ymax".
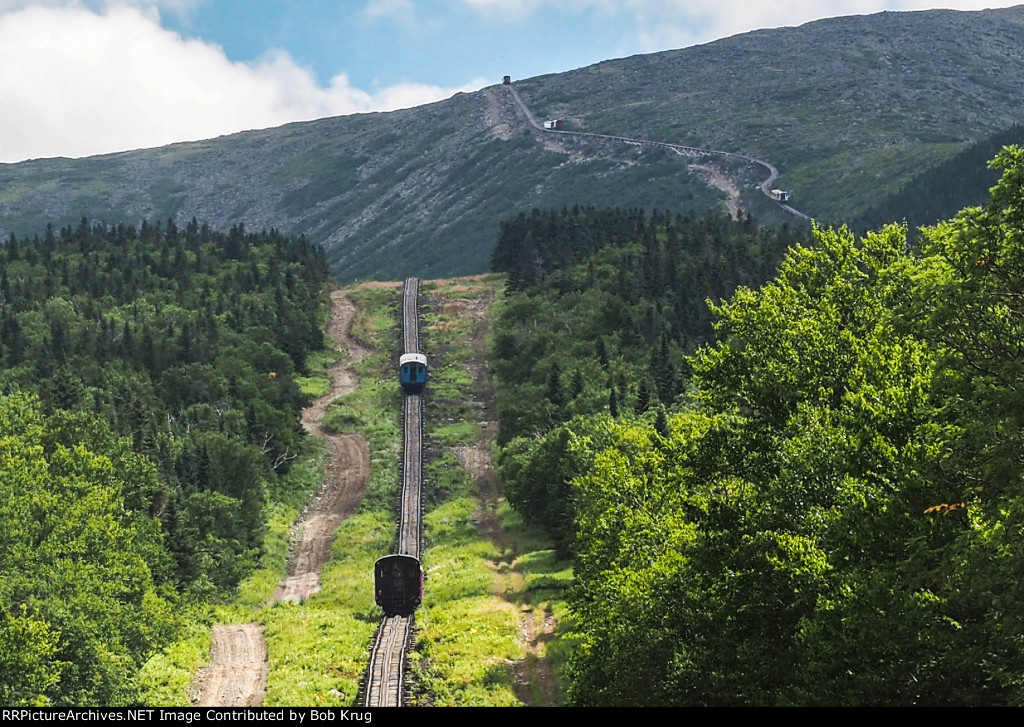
[
  {"xmin": 506, "ymin": 82, "xmax": 811, "ymax": 221},
  {"xmin": 362, "ymin": 277, "xmax": 423, "ymax": 708}
]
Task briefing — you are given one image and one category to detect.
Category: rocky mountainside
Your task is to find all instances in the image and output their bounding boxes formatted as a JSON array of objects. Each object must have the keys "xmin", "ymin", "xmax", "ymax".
[
  {"xmin": 518, "ymin": 6, "xmax": 1024, "ymax": 222},
  {"xmin": 2, "ymin": 6, "xmax": 1024, "ymax": 280}
]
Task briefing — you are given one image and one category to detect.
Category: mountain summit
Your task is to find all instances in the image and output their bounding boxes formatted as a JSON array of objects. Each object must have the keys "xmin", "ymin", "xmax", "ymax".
[{"xmin": 2, "ymin": 6, "xmax": 1023, "ymax": 280}]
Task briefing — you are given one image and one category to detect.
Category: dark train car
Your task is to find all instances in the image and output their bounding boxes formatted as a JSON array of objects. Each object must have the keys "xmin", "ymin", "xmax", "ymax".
[
  {"xmin": 374, "ymin": 554, "xmax": 423, "ymax": 617},
  {"xmin": 399, "ymin": 353, "xmax": 428, "ymax": 394}
]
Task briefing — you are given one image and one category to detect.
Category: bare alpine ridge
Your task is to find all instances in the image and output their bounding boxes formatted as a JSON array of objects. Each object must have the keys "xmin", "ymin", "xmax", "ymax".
[{"xmin": 2, "ymin": 6, "xmax": 1024, "ymax": 279}]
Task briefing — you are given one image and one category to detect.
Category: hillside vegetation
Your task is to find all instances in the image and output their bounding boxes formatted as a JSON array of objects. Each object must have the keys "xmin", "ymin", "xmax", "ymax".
[
  {"xmin": 2, "ymin": 7, "xmax": 1024, "ymax": 279},
  {"xmin": 491, "ymin": 146, "xmax": 1024, "ymax": 705},
  {"xmin": 852, "ymin": 123, "xmax": 1024, "ymax": 238},
  {"xmin": 0, "ymin": 219, "xmax": 330, "ymax": 705}
]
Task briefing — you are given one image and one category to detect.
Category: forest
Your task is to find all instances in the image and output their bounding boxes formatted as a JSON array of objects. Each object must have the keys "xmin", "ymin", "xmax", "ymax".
[
  {"xmin": 7, "ymin": 139, "xmax": 1024, "ymax": 706},
  {"xmin": 0, "ymin": 219, "xmax": 330, "ymax": 705},
  {"xmin": 492, "ymin": 147, "xmax": 1024, "ymax": 705},
  {"xmin": 851, "ymin": 124, "xmax": 1024, "ymax": 239},
  {"xmin": 490, "ymin": 206, "xmax": 813, "ymax": 546}
]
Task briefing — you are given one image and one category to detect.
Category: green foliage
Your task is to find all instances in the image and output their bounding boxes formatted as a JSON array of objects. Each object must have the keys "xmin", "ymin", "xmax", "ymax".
[
  {"xmin": 0, "ymin": 393, "xmax": 180, "ymax": 706},
  {"xmin": 134, "ymin": 623, "xmax": 211, "ymax": 707},
  {"xmin": 0, "ymin": 218, "xmax": 330, "ymax": 704},
  {"xmin": 294, "ymin": 374, "xmax": 332, "ymax": 398},
  {"xmin": 905, "ymin": 145, "xmax": 1024, "ymax": 696},
  {"xmin": 0, "ymin": 219, "xmax": 331, "ymax": 597},
  {"xmin": 498, "ymin": 419, "xmax": 606, "ymax": 553},
  {"xmin": 494, "ymin": 148, "xmax": 1024, "ymax": 704},
  {"xmin": 492, "ymin": 207, "xmax": 811, "ymax": 554},
  {"xmin": 853, "ymin": 124, "xmax": 1024, "ymax": 241},
  {"xmin": 491, "ymin": 207, "xmax": 812, "ymax": 445},
  {"xmin": 562, "ymin": 221, "xmax": 967, "ymax": 705}
]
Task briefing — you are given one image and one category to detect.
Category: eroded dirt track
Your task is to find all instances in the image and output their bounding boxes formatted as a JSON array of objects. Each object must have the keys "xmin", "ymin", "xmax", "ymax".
[
  {"xmin": 277, "ymin": 288, "xmax": 373, "ymax": 602},
  {"xmin": 194, "ymin": 625, "xmax": 268, "ymax": 707},
  {"xmin": 275, "ymin": 433, "xmax": 370, "ymax": 602},
  {"xmin": 195, "ymin": 288, "xmax": 374, "ymax": 706},
  {"xmin": 302, "ymin": 289, "xmax": 371, "ymax": 435}
]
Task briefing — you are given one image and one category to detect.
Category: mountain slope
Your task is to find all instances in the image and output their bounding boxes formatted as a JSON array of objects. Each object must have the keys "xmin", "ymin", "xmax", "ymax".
[
  {"xmin": 2, "ymin": 6, "xmax": 1024, "ymax": 280},
  {"xmin": 851, "ymin": 123, "xmax": 1024, "ymax": 237},
  {"xmin": 515, "ymin": 6, "xmax": 1024, "ymax": 221},
  {"xmin": 0, "ymin": 89, "xmax": 724, "ymax": 281}
]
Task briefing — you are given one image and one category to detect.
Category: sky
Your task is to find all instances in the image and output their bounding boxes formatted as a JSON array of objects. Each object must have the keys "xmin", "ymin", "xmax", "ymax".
[{"xmin": 0, "ymin": 0, "xmax": 1019, "ymax": 164}]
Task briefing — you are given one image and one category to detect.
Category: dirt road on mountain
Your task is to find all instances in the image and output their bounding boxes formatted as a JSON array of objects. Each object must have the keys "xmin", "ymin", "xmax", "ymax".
[
  {"xmin": 195, "ymin": 288, "xmax": 374, "ymax": 707},
  {"xmin": 193, "ymin": 625, "xmax": 267, "ymax": 707},
  {"xmin": 276, "ymin": 288, "xmax": 373, "ymax": 603}
]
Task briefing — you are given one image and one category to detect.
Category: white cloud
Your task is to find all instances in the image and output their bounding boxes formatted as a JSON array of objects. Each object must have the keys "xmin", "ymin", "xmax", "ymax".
[
  {"xmin": 613, "ymin": 0, "xmax": 1024, "ymax": 57},
  {"xmin": 0, "ymin": 3, "xmax": 485, "ymax": 163},
  {"xmin": 450, "ymin": 0, "xmax": 1022, "ymax": 49}
]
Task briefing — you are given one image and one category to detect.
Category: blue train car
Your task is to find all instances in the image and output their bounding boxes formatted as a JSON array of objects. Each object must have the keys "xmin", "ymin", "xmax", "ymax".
[
  {"xmin": 374, "ymin": 554, "xmax": 423, "ymax": 616},
  {"xmin": 399, "ymin": 353, "xmax": 428, "ymax": 394}
]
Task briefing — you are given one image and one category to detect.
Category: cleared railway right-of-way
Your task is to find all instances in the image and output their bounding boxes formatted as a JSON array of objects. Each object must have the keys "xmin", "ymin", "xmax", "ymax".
[{"xmin": 361, "ymin": 277, "xmax": 423, "ymax": 708}]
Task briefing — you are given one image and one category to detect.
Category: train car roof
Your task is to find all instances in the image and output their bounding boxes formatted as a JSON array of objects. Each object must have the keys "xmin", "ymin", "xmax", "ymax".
[
  {"xmin": 399, "ymin": 353, "xmax": 427, "ymax": 365},
  {"xmin": 374, "ymin": 553, "xmax": 421, "ymax": 567}
]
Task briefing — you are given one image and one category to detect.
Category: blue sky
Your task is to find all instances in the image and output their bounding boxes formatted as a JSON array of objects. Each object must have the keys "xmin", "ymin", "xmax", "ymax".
[
  {"xmin": 0, "ymin": 0, "xmax": 1018, "ymax": 163},
  {"xmin": 161, "ymin": 1, "xmax": 652, "ymax": 89}
]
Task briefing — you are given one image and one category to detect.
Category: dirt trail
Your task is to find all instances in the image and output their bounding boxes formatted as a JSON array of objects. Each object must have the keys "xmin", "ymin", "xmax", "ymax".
[
  {"xmin": 482, "ymin": 87, "xmax": 514, "ymax": 141},
  {"xmin": 515, "ymin": 604, "xmax": 558, "ymax": 707},
  {"xmin": 194, "ymin": 288, "xmax": 374, "ymax": 707},
  {"xmin": 193, "ymin": 625, "xmax": 268, "ymax": 707},
  {"xmin": 692, "ymin": 163, "xmax": 743, "ymax": 219},
  {"xmin": 435, "ymin": 282, "xmax": 558, "ymax": 707},
  {"xmin": 276, "ymin": 288, "xmax": 374, "ymax": 602}
]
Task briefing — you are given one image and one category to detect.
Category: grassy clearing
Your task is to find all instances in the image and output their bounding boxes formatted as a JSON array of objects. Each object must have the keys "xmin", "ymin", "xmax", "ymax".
[
  {"xmin": 138, "ymin": 283, "xmax": 404, "ymax": 707},
  {"xmin": 492, "ymin": 504, "xmax": 578, "ymax": 706},
  {"xmin": 295, "ymin": 375, "xmax": 332, "ymax": 398},
  {"xmin": 135, "ymin": 623, "xmax": 212, "ymax": 707},
  {"xmin": 259, "ymin": 284, "xmax": 403, "ymax": 706},
  {"xmin": 260, "ymin": 507, "xmax": 392, "ymax": 706},
  {"xmin": 295, "ymin": 313, "xmax": 348, "ymax": 398},
  {"xmin": 413, "ymin": 494, "xmax": 523, "ymax": 706},
  {"xmin": 347, "ymin": 285, "xmax": 400, "ymax": 345},
  {"xmin": 409, "ymin": 276, "xmax": 574, "ymax": 706}
]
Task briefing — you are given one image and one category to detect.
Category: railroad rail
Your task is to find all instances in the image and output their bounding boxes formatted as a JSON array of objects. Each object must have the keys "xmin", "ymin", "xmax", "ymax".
[
  {"xmin": 362, "ymin": 278, "xmax": 423, "ymax": 707},
  {"xmin": 364, "ymin": 616, "xmax": 414, "ymax": 707},
  {"xmin": 506, "ymin": 82, "xmax": 811, "ymax": 221},
  {"xmin": 398, "ymin": 393, "xmax": 423, "ymax": 558}
]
